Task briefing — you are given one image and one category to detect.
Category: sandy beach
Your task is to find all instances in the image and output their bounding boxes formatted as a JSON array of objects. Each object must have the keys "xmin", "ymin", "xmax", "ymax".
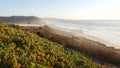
[
  {"xmin": 17, "ymin": 23, "xmax": 120, "ymax": 50},
  {"xmin": 48, "ymin": 25, "xmax": 120, "ymax": 49},
  {"xmin": 18, "ymin": 24, "xmax": 120, "ymax": 67}
]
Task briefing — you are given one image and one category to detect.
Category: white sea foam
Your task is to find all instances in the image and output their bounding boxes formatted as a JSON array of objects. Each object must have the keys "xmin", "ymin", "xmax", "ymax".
[{"xmin": 46, "ymin": 19, "xmax": 120, "ymax": 49}]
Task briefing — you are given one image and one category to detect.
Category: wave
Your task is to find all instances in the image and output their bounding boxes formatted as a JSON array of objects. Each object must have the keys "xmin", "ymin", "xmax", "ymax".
[{"xmin": 46, "ymin": 19, "xmax": 120, "ymax": 48}]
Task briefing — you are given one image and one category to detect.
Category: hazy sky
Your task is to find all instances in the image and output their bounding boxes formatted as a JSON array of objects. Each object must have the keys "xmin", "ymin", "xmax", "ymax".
[{"xmin": 0, "ymin": 0, "xmax": 120, "ymax": 20}]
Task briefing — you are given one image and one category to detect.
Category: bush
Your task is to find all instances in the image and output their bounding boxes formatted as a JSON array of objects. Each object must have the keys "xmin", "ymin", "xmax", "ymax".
[
  {"xmin": 0, "ymin": 23, "xmax": 98, "ymax": 68},
  {"xmin": 20, "ymin": 25, "xmax": 120, "ymax": 66}
]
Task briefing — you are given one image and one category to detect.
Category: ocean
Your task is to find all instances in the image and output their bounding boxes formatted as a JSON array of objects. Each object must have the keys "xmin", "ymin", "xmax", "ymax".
[{"xmin": 46, "ymin": 19, "xmax": 120, "ymax": 49}]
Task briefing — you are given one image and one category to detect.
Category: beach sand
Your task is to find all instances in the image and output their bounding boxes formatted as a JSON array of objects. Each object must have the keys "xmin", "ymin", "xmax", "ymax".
[
  {"xmin": 48, "ymin": 25, "xmax": 120, "ymax": 50},
  {"xmin": 17, "ymin": 24, "xmax": 120, "ymax": 51},
  {"xmin": 17, "ymin": 24, "xmax": 120, "ymax": 67}
]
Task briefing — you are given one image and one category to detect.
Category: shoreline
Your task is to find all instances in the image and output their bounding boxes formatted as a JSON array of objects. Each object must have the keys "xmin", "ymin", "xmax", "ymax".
[
  {"xmin": 47, "ymin": 25, "xmax": 120, "ymax": 50},
  {"xmin": 17, "ymin": 24, "xmax": 120, "ymax": 67},
  {"xmin": 17, "ymin": 23, "xmax": 120, "ymax": 50}
]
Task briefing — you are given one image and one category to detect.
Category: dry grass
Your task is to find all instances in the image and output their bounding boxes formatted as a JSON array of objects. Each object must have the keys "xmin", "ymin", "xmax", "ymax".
[{"xmin": 11, "ymin": 25, "xmax": 120, "ymax": 67}]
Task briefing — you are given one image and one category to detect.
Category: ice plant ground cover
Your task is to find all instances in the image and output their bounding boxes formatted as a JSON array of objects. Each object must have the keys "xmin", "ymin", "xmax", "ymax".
[{"xmin": 0, "ymin": 23, "xmax": 98, "ymax": 68}]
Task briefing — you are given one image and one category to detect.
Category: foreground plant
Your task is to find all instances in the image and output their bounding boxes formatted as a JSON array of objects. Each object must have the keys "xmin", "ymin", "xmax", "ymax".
[{"xmin": 0, "ymin": 23, "xmax": 98, "ymax": 68}]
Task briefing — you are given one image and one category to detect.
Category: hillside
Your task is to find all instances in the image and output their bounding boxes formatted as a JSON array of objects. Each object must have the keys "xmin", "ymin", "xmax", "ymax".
[
  {"xmin": 20, "ymin": 25, "xmax": 120, "ymax": 67},
  {"xmin": 0, "ymin": 23, "xmax": 98, "ymax": 68},
  {"xmin": 0, "ymin": 16, "xmax": 45, "ymax": 24}
]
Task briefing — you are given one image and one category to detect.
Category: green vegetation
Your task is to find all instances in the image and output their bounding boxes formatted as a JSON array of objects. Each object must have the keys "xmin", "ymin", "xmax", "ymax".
[
  {"xmin": 0, "ymin": 23, "xmax": 98, "ymax": 68},
  {"xmin": 21, "ymin": 26, "xmax": 120, "ymax": 66}
]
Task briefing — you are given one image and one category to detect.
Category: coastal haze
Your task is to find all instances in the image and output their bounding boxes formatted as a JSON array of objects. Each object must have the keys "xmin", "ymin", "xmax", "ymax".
[
  {"xmin": 1, "ymin": 0, "xmax": 120, "ymax": 67},
  {"xmin": 0, "ymin": 16, "xmax": 46, "ymax": 26},
  {"xmin": 1, "ymin": 16, "xmax": 120, "ymax": 49},
  {"xmin": 46, "ymin": 19, "xmax": 120, "ymax": 49}
]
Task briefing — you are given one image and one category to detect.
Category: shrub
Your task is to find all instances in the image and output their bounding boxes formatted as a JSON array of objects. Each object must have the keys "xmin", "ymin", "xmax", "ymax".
[
  {"xmin": 0, "ymin": 23, "xmax": 98, "ymax": 68},
  {"xmin": 20, "ymin": 25, "xmax": 120, "ymax": 66}
]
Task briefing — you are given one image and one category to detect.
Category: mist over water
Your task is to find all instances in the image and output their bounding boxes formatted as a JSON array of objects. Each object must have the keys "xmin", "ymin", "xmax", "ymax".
[{"xmin": 46, "ymin": 19, "xmax": 120, "ymax": 48}]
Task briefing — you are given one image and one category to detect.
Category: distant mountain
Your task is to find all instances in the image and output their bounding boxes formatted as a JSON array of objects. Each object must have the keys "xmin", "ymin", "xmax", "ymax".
[{"xmin": 0, "ymin": 16, "xmax": 45, "ymax": 24}]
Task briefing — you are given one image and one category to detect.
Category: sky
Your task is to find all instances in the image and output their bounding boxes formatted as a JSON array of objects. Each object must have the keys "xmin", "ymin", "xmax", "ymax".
[{"xmin": 0, "ymin": 0, "xmax": 120, "ymax": 20}]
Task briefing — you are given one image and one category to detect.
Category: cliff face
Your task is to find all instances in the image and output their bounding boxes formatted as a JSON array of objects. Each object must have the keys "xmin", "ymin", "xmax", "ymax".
[{"xmin": 0, "ymin": 16, "xmax": 45, "ymax": 24}]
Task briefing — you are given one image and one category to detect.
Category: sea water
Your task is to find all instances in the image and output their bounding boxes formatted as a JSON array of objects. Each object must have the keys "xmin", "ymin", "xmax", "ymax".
[{"xmin": 46, "ymin": 19, "xmax": 120, "ymax": 48}]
